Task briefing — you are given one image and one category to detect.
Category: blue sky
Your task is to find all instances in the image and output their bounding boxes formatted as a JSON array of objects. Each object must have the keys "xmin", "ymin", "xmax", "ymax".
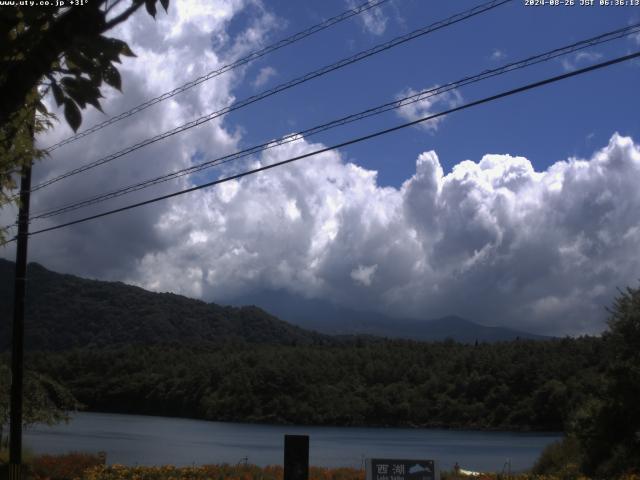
[
  {"xmin": 225, "ymin": 0, "xmax": 640, "ymax": 186},
  {"xmin": 2, "ymin": 0, "xmax": 640, "ymax": 336}
]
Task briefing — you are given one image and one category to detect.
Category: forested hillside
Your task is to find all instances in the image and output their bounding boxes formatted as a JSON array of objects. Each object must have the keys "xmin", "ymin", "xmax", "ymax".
[
  {"xmin": 0, "ymin": 258, "xmax": 607, "ymax": 433},
  {"xmin": 0, "ymin": 260, "xmax": 545, "ymax": 350},
  {"xmin": 2, "ymin": 258, "xmax": 637, "ymax": 476},
  {"xmin": 21, "ymin": 336, "xmax": 605, "ymax": 432},
  {"xmin": 0, "ymin": 259, "xmax": 330, "ymax": 350}
]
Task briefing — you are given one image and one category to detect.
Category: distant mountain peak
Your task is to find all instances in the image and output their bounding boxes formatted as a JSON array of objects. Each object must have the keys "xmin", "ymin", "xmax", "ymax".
[
  {"xmin": 0, "ymin": 259, "xmax": 548, "ymax": 351},
  {"xmin": 227, "ymin": 289, "xmax": 550, "ymax": 343}
]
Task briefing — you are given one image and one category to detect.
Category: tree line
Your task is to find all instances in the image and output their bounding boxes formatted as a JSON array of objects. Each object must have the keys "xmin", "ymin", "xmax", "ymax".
[{"xmin": 20, "ymin": 337, "xmax": 605, "ymax": 432}]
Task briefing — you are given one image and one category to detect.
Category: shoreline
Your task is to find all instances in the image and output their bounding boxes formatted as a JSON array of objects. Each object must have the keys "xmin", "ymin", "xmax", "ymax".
[{"xmin": 72, "ymin": 409, "xmax": 564, "ymax": 436}]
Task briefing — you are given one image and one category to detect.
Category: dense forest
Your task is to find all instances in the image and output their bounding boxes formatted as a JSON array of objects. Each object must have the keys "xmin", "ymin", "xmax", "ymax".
[
  {"xmin": 0, "ymin": 259, "xmax": 332, "ymax": 350},
  {"xmin": 11, "ymin": 337, "xmax": 604, "ymax": 432}
]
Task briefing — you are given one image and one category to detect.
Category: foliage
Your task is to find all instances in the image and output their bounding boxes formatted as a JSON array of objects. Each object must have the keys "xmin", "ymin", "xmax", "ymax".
[
  {"xmin": 3, "ymin": 265, "xmax": 640, "ymax": 475},
  {"xmin": 0, "ymin": 261, "xmax": 612, "ymax": 433},
  {"xmin": 5, "ymin": 457, "xmax": 640, "ymax": 480},
  {"xmin": 0, "ymin": 92, "xmax": 54, "ymax": 244},
  {"xmin": 25, "ymin": 335, "xmax": 605, "ymax": 432},
  {"xmin": 15, "ymin": 461, "xmax": 638, "ymax": 480},
  {"xmin": 0, "ymin": 0, "xmax": 170, "ymax": 131},
  {"xmin": 0, "ymin": 260, "xmax": 332, "ymax": 351},
  {"xmin": 0, "ymin": 0, "xmax": 170, "ymax": 242},
  {"xmin": 0, "ymin": 361, "xmax": 81, "ymax": 448},
  {"xmin": 531, "ymin": 437, "xmax": 582, "ymax": 479},
  {"xmin": 569, "ymin": 286, "xmax": 640, "ymax": 478},
  {"xmin": 29, "ymin": 452, "xmax": 105, "ymax": 480},
  {"xmin": 79, "ymin": 464, "xmax": 364, "ymax": 480},
  {"xmin": 0, "ymin": 447, "xmax": 34, "ymax": 480}
]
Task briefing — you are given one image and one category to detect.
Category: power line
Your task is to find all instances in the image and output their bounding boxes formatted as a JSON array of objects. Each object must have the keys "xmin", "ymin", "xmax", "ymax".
[
  {"xmin": 43, "ymin": 0, "xmax": 393, "ymax": 153},
  {"xmin": 27, "ymin": 0, "xmax": 512, "ymax": 194},
  {"xmin": 27, "ymin": 22, "xmax": 640, "ymax": 222},
  {"xmin": 14, "ymin": 50, "xmax": 639, "ymax": 241}
]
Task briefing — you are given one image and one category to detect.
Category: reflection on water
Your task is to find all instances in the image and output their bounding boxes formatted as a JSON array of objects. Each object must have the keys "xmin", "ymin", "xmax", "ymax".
[{"xmin": 24, "ymin": 412, "xmax": 561, "ymax": 472}]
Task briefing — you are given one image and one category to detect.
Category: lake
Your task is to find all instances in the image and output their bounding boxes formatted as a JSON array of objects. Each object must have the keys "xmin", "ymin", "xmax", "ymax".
[{"xmin": 23, "ymin": 412, "xmax": 561, "ymax": 473}]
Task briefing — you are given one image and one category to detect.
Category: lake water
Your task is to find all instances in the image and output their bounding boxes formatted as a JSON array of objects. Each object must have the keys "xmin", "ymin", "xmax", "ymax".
[{"xmin": 24, "ymin": 412, "xmax": 561, "ymax": 473}]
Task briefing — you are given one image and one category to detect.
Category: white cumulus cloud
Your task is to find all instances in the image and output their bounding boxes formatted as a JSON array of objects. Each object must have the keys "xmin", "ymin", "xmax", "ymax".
[
  {"xmin": 2, "ymin": 3, "xmax": 639, "ymax": 339},
  {"xmin": 0, "ymin": 0, "xmax": 278, "ymax": 281},
  {"xmin": 124, "ymin": 133, "xmax": 640, "ymax": 337}
]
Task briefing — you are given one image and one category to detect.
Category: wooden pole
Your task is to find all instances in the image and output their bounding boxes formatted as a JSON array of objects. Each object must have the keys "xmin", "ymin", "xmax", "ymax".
[{"xmin": 9, "ymin": 110, "xmax": 34, "ymax": 480}]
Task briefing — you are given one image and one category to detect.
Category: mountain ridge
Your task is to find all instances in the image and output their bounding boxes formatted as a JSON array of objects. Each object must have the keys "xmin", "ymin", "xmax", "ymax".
[
  {"xmin": 0, "ymin": 258, "xmax": 546, "ymax": 350},
  {"xmin": 228, "ymin": 289, "xmax": 549, "ymax": 342},
  {"xmin": 0, "ymin": 258, "xmax": 330, "ymax": 351}
]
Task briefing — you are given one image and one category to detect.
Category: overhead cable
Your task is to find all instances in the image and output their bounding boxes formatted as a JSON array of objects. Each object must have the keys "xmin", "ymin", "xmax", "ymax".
[
  {"xmin": 10, "ymin": 50, "xmax": 637, "ymax": 242},
  {"xmin": 27, "ymin": 22, "xmax": 640, "ymax": 222},
  {"xmin": 28, "ymin": 0, "xmax": 512, "ymax": 194},
  {"xmin": 43, "ymin": 0, "xmax": 393, "ymax": 152}
]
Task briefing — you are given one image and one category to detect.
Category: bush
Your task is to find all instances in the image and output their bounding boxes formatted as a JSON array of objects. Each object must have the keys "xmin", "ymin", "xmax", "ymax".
[
  {"xmin": 80, "ymin": 464, "xmax": 364, "ymax": 480},
  {"xmin": 532, "ymin": 436, "xmax": 582, "ymax": 478},
  {"xmin": 29, "ymin": 452, "xmax": 105, "ymax": 480},
  {"xmin": 0, "ymin": 446, "xmax": 35, "ymax": 467}
]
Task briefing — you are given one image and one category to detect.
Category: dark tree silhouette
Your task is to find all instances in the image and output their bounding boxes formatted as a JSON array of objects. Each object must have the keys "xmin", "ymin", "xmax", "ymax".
[{"xmin": 0, "ymin": 0, "xmax": 170, "ymax": 230}]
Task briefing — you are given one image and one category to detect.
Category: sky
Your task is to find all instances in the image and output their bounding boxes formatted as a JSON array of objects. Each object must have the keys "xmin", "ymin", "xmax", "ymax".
[{"xmin": 1, "ymin": 0, "xmax": 640, "ymax": 336}]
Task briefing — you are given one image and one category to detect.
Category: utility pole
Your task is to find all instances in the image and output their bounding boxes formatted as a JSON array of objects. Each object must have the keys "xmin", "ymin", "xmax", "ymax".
[{"xmin": 9, "ymin": 107, "xmax": 34, "ymax": 480}]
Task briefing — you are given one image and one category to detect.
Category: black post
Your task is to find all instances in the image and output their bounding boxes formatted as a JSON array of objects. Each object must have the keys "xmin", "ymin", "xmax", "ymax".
[
  {"xmin": 284, "ymin": 434, "xmax": 309, "ymax": 480},
  {"xmin": 9, "ymin": 154, "xmax": 33, "ymax": 480}
]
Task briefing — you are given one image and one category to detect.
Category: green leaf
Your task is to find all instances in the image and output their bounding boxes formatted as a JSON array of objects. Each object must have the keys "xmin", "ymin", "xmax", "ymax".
[
  {"xmin": 95, "ymin": 37, "xmax": 122, "ymax": 63},
  {"xmin": 63, "ymin": 99, "xmax": 82, "ymax": 132},
  {"xmin": 102, "ymin": 65, "xmax": 122, "ymax": 91},
  {"xmin": 95, "ymin": 38, "xmax": 135, "ymax": 64},
  {"xmin": 145, "ymin": 0, "xmax": 157, "ymax": 18},
  {"xmin": 60, "ymin": 76, "xmax": 78, "ymax": 89},
  {"xmin": 87, "ymin": 97, "xmax": 104, "ymax": 113},
  {"xmin": 66, "ymin": 49, "xmax": 96, "ymax": 74},
  {"xmin": 65, "ymin": 57, "xmax": 79, "ymax": 71},
  {"xmin": 51, "ymin": 83, "xmax": 64, "ymax": 107},
  {"xmin": 60, "ymin": 77, "xmax": 85, "ymax": 107},
  {"xmin": 61, "ymin": 76, "xmax": 102, "ymax": 110},
  {"xmin": 35, "ymin": 101, "xmax": 48, "ymax": 115},
  {"xmin": 159, "ymin": 0, "xmax": 169, "ymax": 12},
  {"xmin": 119, "ymin": 42, "xmax": 136, "ymax": 58}
]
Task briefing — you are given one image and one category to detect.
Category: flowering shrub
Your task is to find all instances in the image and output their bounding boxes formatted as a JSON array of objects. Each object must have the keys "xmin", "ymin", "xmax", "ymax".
[
  {"xmin": 81, "ymin": 464, "xmax": 364, "ymax": 480},
  {"xmin": 6, "ymin": 458, "xmax": 635, "ymax": 480},
  {"xmin": 29, "ymin": 452, "xmax": 104, "ymax": 480},
  {"xmin": 80, "ymin": 465, "xmax": 640, "ymax": 480}
]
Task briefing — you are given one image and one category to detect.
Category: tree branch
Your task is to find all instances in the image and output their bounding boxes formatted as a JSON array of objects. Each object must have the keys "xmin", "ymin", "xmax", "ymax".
[{"xmin": 104, "ymin": 0, "xmax": 144, "ymax": 31}]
